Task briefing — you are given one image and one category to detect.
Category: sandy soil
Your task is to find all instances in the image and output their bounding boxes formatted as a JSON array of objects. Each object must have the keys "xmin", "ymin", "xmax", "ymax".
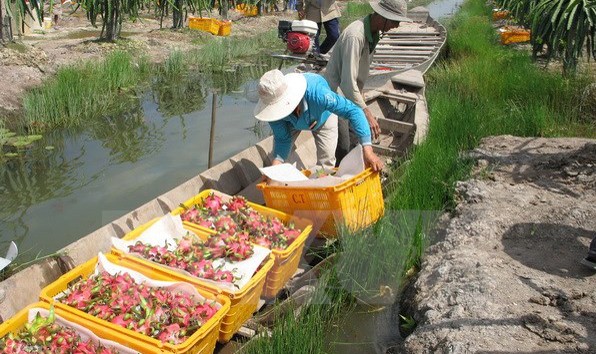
[{"xmin": 400, "ymin": 135, "xmax": 596, "ymax": 353}]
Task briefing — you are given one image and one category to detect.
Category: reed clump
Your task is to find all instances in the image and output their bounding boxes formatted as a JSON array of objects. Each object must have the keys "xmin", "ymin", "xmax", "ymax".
[{"xmin": 23, "ymin": 51, "xmax": 151, "ymax": 130}]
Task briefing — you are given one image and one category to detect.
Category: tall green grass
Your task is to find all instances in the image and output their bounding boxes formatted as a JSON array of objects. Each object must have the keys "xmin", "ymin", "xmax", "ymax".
[
  {"xmin": 23, "ymin": 51, "xmax": 151, "ymax": 130},
  {"xmin": 341, "ymin": 2, "xmax": 373, "ymax": 26},
  {"xmin": 241, "ymin": 270, "xmax": 351, "ymax": 354},
  {"xmin": 375, "ymin": 0, "xmax": 595, "ymax": 273},
  {"xmin": 187, "ymin": 30, "xmax": 282, "ymax": 69},
  {"xmin": 389, "ymin": 0, "xmax": 593, "ymax": 213},
  {"xmin": 21, "ymin": 26, "xmax": 282, "ymax": 129}
]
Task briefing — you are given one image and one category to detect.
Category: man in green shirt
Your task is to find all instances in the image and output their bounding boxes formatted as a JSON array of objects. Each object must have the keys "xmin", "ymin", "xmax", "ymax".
[{"xmin": 324, "ymin": 0, "xmax": 412, "ymax": 163}]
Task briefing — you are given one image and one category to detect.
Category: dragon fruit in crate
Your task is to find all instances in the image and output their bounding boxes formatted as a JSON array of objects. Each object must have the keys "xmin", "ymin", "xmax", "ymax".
[
  {"xmin": 180, "ymin": 194, "xmax": 303, "ymax": 251},
  {"xmin": 58, "ymin": 271, "xmax": 219, "ymax": 345}
]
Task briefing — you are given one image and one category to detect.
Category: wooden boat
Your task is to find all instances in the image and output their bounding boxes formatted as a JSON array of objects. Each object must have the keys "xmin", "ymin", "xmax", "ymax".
[
  {"xmin": 272, "ymin": 7, "xmax": 446, "ymax": 91},
  {"xmin": 366, "ymin": 7, "xmax": 447, "ymax": 89},
  {"xmin": 0, "ymin": 7, "xmax": 444, "ymax": 345}
]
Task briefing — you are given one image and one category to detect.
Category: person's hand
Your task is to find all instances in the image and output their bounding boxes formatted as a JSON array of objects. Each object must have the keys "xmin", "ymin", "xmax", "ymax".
[
  {"xmin": 362, "ymin": 145, "xmax": 384, "ymax": 172},
  {"xmin": 298, "ymin": 11, "xmax": 305, "ymax": 20},
  {"xmin": 364, "ymin": 107, "xmax": 381, "ymax": 141}
]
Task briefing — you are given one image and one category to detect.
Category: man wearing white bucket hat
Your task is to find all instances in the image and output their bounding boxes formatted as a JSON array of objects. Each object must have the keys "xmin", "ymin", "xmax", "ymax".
[
  {"xmin": 254, "ymin": 69, "xmax": 384, "ymax": 171},
  {"xmin": 324, "ymin": 0, "xmax": 412, "ymax": 163}
]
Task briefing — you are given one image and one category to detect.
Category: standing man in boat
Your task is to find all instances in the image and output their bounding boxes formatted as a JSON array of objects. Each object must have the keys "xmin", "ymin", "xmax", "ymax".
[
  {"xmin": 254, "ymin": 69, "xmax": 384, "ymax": 171},
  {"xmin": 324, "ymin": 0, "xmax": 412, "ymax": 163},
  {"xmin": 296, "ymin": 0, "xmax": 341, "ymax": 56}
]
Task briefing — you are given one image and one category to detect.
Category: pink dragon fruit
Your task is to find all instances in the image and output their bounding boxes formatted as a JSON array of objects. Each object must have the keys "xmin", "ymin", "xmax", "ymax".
[
  {"xmin": 180, "ymin": 208, "xmax": 199, "ymax": 222},
  {"xmin": 202, "ymin": 193, "xmax": 224, "ymax": 215},
  {"xmin": 227, "ymin": 196, "xmax": 248, "ymax": 212}
]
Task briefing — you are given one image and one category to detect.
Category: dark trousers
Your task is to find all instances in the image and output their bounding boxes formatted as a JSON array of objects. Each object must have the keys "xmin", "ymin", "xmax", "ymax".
[
  {"xmin": 314, "ymin": 18, "xmax": 340, "ymax": 54},
  {"xmin": 335, "ymin": 118, "xmax": 358, "ymax": 166}
]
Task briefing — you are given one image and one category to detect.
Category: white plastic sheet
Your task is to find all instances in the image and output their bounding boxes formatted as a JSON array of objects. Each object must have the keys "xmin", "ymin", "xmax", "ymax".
[
  {"xmin": 259, "ymin": 145, "xmax": 365, "ymax": 188},
  {"xmin": 111, "ymin": 214, "xmax": 271, "ymax": 293}
]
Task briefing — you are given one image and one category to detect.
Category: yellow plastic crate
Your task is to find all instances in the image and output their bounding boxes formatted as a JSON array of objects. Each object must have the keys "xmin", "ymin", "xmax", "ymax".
[
  {"xmin": 500, "ymin": 26, "xmax": 531, "ymax": 45},
  {"xmin": 171, "ymin": 189, "xmax": 313, "ymax": 298},
  {"xmin": 188, "ymin": 16, "xmax": 220, "ymax": 35},
  {"xmin": 114, "ymin": 252, "xmax": 274, "ymax": 343},
  {"xmin": 218, "ymin": 20, "xmax": 232, "ymax": 36},
  {"xmin": 236, "ymin": 4, "xmax": 258, "ymax": 16},
  {"xmin": 112, "ymin": 218, "xmax": 275, "ymax": 342},
  {"xmin": 492, "ymin": 10, "xmax": 510, "ymax": 21},
  {"xmin": 257, "ymin": 168, "xmax": 384, "ymax": 238},
  {"xmin": 38, "ymin": 254, "xmax": 230, "ymax": 353},
  {"xmin": 0, "ymin": 302, "xmax": 158, "ymax": 353}
]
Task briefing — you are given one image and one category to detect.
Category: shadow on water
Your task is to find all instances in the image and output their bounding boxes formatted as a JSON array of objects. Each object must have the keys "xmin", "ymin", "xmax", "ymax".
[
  {"xmin": 0, "ymin": 56, "xmax": 277, "ymax": 260},
  {"xmin": 326, "ymin": 302, "xmax": 403, "ymax": 354}
]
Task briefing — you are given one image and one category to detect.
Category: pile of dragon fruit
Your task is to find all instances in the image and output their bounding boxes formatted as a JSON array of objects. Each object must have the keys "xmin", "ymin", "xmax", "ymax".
[
  {"xmin": 127, "ymin": 232, "xmax": 255, "ymax": 283},
  {"xmin": 58, "ymin": 271, "xmax": 219, "ymax": 344},
  {"xmin": 180, "ymin": 194, "xmax": 302, "ymax": 250},
  {"xmin": 0, "ymin": 308, "xmax": 119, "ymax": 354}
]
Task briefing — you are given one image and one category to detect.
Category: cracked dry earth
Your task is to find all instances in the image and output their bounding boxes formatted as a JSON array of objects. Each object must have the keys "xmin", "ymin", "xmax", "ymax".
[{"xmin": 401, "ymin": 135, "xmax": 596, "ymax": 353}]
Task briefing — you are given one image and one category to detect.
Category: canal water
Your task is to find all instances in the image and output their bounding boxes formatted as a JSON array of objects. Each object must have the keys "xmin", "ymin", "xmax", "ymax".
[{"xmin": 0, "ymin": 62, "xmax": 276, "ymax": 260}]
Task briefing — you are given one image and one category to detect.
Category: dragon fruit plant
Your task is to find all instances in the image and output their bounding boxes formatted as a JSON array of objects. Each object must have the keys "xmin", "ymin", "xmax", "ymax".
[
  {"xmin": 180, "ymin": 194, "xmax": 302, "ymax": 250},
  {"xmin": 58, "ymin": 271, "xmax": 219, "ymax": 345},
  {"xmin": 128, "ymin": 232, "xmax": 254, "ymax": 283},
  {"xmin": 0, "ymin": 306, "xmax": 119, "ymax": 353}
]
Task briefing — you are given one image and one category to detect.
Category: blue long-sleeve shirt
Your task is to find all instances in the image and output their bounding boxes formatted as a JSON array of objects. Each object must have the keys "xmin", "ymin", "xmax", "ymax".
[{"xmin": 269, "ymin": 73, "xmax": 372, "ymax": 161}]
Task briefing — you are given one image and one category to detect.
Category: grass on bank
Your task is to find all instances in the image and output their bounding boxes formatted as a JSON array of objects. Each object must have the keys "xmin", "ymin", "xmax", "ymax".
[
  {"xmin": 20, "ymin": 23, "xmax": 284, "ymax": 129},
  {"xmin": 22, "ymin": 51, "xmax": 151, "ymax": 130},
  {"xmin": 390, "ymin": 0, "xmax": 594, "ymax": 212}
]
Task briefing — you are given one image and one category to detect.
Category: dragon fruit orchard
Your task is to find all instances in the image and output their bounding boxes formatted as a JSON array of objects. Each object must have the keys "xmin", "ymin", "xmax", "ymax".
[
  {"xmin": 180, "ymin": 194, "xmax": 302, "ymax": 250},
  {"xmin": 57, "ymin": 271, "xmax": 219, "ymax": 345},
  {"xmin": 0, "ymin": 307, "xmax": 119, "ymax": 354}
]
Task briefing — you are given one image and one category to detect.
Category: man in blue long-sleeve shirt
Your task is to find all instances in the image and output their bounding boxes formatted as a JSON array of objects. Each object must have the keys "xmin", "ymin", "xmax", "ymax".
[{"xmin": 253, "ymin": 69, "xmax": 383, "ymax": 171}]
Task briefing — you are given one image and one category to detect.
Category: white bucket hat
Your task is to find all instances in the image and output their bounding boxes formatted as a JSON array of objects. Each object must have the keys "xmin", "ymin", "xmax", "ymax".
[
  {"xmin": 253, "ymin": 69, "xmax": 307, "ymax": 122},
  {"xmin": 370, "ymin": 0, "xmax": 413, "ymax": 22}
]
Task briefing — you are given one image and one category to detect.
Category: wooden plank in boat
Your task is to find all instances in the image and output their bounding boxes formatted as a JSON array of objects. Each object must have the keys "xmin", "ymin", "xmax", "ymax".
[
  {"xmin": 379, "ymin": 40, "xmax": 442, "ymax": 45},
  {"xmin": 391, "ymin": 70, "xmax": 425, "ymax": 89},
  {"xmin": 385, "ymin": 31, "xmax": 441, "ymax": 36},
  {"xmin": 374, "ymin": 55, "xmax": 429, "ymax": 60},
  {"xmin": 377, "ymin": 117, "xmax": 415, "ymax": 134},
  {"xmin": 374, "ymin": 51, "xmax": 434, "ymax": 56},
  {"xmin": 378, "ymin": 90, "xmax": 418, "ymax": 104},
  {"xmin": 376, "ymin": 45, "xmax": 437, "ymax": 50},
  {"xmin": 375, "ymin": 48, "xmax": 434, "ymax": 52}
]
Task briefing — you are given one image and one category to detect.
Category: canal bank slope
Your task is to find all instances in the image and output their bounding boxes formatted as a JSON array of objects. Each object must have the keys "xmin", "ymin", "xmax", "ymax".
[
  {"xmin": 400, "ymin": 135, "xmax": 596, "ymax": 353},
  {"xmin": 0, "ymin": 10, "xmax": 285, "ymax": 121}
]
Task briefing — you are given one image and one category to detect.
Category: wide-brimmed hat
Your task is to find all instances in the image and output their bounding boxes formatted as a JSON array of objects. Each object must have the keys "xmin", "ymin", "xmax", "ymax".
[
  {"xmin": 370, "ymin": 0, "xmax": 412, "ymax": 22},
  {"xmin": 253, "ymin": 70, "xmax": 307, "ymax": 122}
]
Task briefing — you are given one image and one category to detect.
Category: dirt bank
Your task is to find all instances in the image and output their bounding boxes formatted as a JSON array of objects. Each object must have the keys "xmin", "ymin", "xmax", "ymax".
[
  {"xmin": 0, "ymin": 9, "xmax": 290, "ymax": 122},
  {"xmin": 401, "ymin": 135, "xmax": 596, "ymax": 353}
]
